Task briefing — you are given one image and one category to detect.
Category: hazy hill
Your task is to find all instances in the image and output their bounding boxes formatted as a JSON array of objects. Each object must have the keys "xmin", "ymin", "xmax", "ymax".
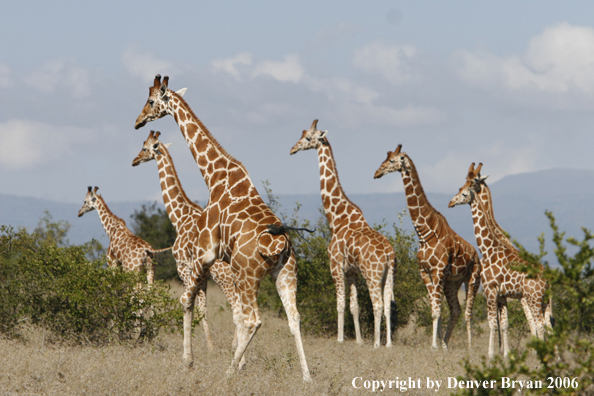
[{"xmin": 1, "ymin": 168, "xmax": 592, "ymax": 266}]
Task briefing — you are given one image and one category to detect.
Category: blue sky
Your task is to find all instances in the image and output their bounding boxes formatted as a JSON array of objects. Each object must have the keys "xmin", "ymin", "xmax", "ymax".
[{"xmin": 2, "ymin": 1, "xmax": 594, "ymax": 205}]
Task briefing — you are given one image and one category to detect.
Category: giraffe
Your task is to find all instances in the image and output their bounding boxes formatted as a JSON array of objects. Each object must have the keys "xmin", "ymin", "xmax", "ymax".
[
  {"xmin": 132, "ymin": 130, "xmax": 239, "ymax": 352},
  {"xmin": 448, "ymin": 163, "xmax": 551, "ymax": 359},
  {"xmin": 290, "ymin": 119, "xmax": 397, "ymax": 348},
  {"xmin": 77, "ymin": 186, "xmax": 171, "ymax": 284},
  {"xmin": 373, "ymin": 144, "xmax": 481, "ymax": 350},
  {"xmin": 134, "ymin": 75, "xmax": 311, "ymax": 381}
]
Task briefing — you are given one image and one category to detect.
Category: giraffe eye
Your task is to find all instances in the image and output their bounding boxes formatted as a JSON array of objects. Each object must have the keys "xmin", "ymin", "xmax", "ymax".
[
  {"xmin": 148, "ymin": 100, "xmax": 155, "ymax": 106},
  {"xmin": 305, "ymin": 137, "xmax": 311, "ymax": 141},
  {"xmin": 142, "ymin": 148, "xmax": 147, "ymax": 152}
]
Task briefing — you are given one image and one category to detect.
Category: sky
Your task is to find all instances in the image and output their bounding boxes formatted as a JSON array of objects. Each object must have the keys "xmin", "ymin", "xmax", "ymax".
[{"xmin": 2, "ymin": 1, "xmax": 594, "ymax": 206}]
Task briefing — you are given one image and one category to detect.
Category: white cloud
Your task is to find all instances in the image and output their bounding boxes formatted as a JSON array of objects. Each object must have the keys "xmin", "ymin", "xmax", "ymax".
[
  {"xmin": 122, "ymin": 47, "xmax": 175, "ymax": 81},
  {"xmin": 353, "ymin": 41, "xmax": 418, "ymax": 85},
  {"xmin": 24, "ymin": 60, "xmax": 91, "ymax": 98},
  {"xmin": 457, "ymin": 23, "xmax": 594, "ymax": 94},
  {"xmin": 252, "ymin": 54, "xmax": 304, "ymax": 83},
  {"xmin": 211, "ymin": 53, "xmax": 304, "ymax": 83},
  {"xmin": 0, "ymin": 120, "xmax": 93, "ymax": 169},
  {"xmin": 211, "ymin": 52, "xmax": 253, "ymax": 80}
]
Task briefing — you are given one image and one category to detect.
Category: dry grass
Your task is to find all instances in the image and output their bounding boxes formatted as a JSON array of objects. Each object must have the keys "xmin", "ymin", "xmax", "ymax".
[{"xmin": 0, "ymin": 282, "xmax": 530, "ymax": 396}]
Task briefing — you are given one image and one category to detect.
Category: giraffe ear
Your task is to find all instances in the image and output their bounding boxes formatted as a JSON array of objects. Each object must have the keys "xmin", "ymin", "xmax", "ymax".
[
  {"xmin": 164, "ymin": 142, "xmax": 173, "ymax": 149},
  {"xmin": 159, "ymin": 82, "xmax": 168, "ymax": 96},
  {"xmin": 319, "ymin": 130, "xmax": 327, "ymax": 139},
  {"xmin": 175, "ymin": 87, "xmax": 187, "ymax": 97}
]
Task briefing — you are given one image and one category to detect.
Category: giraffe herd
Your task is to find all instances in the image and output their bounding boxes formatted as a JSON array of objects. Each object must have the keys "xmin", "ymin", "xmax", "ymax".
[{"xmin": 78, "ymin": 74, "xmax": 552, "ymax": 381}]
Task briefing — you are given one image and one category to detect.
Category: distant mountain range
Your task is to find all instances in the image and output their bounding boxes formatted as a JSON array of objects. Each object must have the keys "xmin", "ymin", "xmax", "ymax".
[{"xmin": 2, "ymin": 168, "xmax": 592, "ymax": 266}]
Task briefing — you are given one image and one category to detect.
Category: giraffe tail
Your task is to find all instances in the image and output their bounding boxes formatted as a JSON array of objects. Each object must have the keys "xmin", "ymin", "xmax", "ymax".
[{"xmin": 146, "ymin": 246, "xmax": 173, "ymax": 259}]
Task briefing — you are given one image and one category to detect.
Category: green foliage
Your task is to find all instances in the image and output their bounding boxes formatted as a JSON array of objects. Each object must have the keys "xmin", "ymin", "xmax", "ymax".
[
  {"xmin": 33, "ymin": 210, "xmax": 71, "ymax": 247},
  {"xmin": 455, "ymin": 212, "xmax": 594, "ymax": 395},
  {"xmin": 130, "ymin": 202, "xmax": 177, "ymax": 280},
  {"xmin": 0, "ymin": 222, "xmax": 192, "ymax": 344}
]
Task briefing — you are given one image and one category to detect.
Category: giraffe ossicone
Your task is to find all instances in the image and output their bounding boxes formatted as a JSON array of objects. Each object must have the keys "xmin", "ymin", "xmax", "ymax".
[
  {"xmin": 374, "ymin": 144, "xmax": 481, "ymax": 351},
  {"xmin": 291, "ymin": 119, "xmax": 397, "ymax": 348},
  {"xmin": 134, "ymin": 75, "xmax": 311, "ymax": 382}
]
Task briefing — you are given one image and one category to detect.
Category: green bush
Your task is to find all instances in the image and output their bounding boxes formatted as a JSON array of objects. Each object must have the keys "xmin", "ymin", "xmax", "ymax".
[{"xmin": 0, "ymin": 224, "xmax": 193, "ymax": 344}]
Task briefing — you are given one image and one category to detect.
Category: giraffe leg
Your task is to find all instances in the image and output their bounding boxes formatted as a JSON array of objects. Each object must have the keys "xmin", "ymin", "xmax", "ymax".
[
  {"xmin": 485, "ymin": 290, "xmax": 499, "ymax": 361},
  {"xmin": 363, "ymin": 273, "xmax": 384, "ymax": 349},
  {"xmin": 420, "ymin": 269, "xmax": 443, "ymax": 349},
  {"xmin": 498, "ymin": 299, "xmax": 510, "ymax": 357},
  {"xmin": 383, "ymin": 262, "xmax": 395, "ymax": 348},
  {"xmin": 329, "ymin": 250, "xmax": 346, "ymax": 343},
  {"xmin": 464, "ymin": 262, "xmax": 481, "ymax": 350},
  {"xmin": 210, "ymin": 260, "xmax": 239, "ymax": 349},
  {"xmin": 442, "ymin": 280, "xmax": 463, "ymax": 350},
  {"xmin": 227, "ymin": 282, "xmax": 261, "ymax": 377},
  {"xmin": 177, "ymin": 262, "xmax": 199, "ymax": 367},
  {"xmin": 196, "ymin": 277, "xmax": 213, "ymax": 351},
  {"xmin": 528, "ymin": 295, "xmax": 546, "ymax": 340},
  {"xmin": 521, "ymin": 297, "xmax": 536, "ymax": 336},
  {"xmin": 273, "ymin": 253, "xmax": 312, "ymax": 382},
  {"xmin": 346, "ymin": 273, "xmax": 364, "ymax": 346}
]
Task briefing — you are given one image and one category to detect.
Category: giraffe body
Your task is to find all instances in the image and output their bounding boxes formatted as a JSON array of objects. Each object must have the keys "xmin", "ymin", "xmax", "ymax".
[
  {"xmin": 132, "ymin": 131, "xmax": 239, "ymax": 352},
  {"xmin": 134, "ymin": 75, "xmax": 310, "ymax": 381},
  {"xmin": 449, "ymin": 163, "xmax": 551, "ymax": 359},
  {"xmin": 291, "ymin": 120, "xmax": 396, "ymax": 348},
  {"xmin": 78, "ymin": 186, "xmax": 170, "ymax": 285},
  {"xmin": 374, "ymin": 145, "xmax": 481, "ymax": 350}
]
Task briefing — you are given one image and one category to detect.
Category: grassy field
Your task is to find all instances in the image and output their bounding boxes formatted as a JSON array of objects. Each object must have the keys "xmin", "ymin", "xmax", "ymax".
[{"xmin": 0, "ymin": 281, "xmax": 536, "ymax": 396}]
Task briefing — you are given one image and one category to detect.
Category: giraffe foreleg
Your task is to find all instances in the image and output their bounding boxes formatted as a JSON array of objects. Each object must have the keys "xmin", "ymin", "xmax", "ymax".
[
  {"xmin": 177, "ymin": 261, "xmax": 199, "ymax": 367},
  {"xmin": 227, "ymin": 282, "xmax": 260, "ymax": 377},
  {"xmin": 520, "ymin": 297, "xmax": 536, "ymax": 336},
  {"xmin": 210, "ymin": 259, "xmax": 239, "ymax": 349},
  {"xmin": 485, "ymin": 289, "xmax": 499, "ymax": 361},
  {"xmin": 195, "ymin": 276, "xmax": 213, "ymax": 351},
  {"xmin": 420, "ymin": 268, "xmax": 443, "ymax": 349},
  {"xmin": 329, "ymin": 254, "xmax": 346, "ymax": 343},
  {"xmin": 498, "ymin": 299, "xmax": 510, "ymax": 357},
  {"xmin": 382, "ymin": 261, "xmax": 395, "ymax": 348},
  {"xmin": 464, "ymin": 257, "xmax": 481, "ymax": 350}
]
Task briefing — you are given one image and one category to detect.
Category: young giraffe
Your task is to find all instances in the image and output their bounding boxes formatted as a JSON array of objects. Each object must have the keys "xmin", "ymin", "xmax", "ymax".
[
  {"xmin": 78, "ymin": 186, "xmax": 171, "ymax": 284},
  {"xmin": 290, "ymin": 119, "xmax": 396, "ymax": 348},
  {"xmin": 460, "ymin": 163, "xmax": 553, "ymax": 335},
  {"xmin": 134, "ymin": 75, "xmax": 311, "ymax": 381},
  {"xmin": 132, "ymin": 130, "xmax": 239, "ymax": 352},
  {"xmin": 374, "ymin": 145, "xmax": 481, "ymax": 350},
  {"xmin": 449, "ymin": 163, "xmax": 551, "ymax": 359}
]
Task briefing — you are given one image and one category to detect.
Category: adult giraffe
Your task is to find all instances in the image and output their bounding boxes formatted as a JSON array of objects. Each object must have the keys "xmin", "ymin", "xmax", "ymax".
[
  {"xmin": 449, "ymin": 163, "xmax": 551, "ymax": 359},
  {"xmin": 290, "ymin": 119, "xmax": 396, "ymax": 348},
  {"xmin": 132, "ymin": 130, "xmax": 239, "ymax": 352},
  {"xmin": 374, "ymin": 144, "xmax": 481, "ymax": 350},
  {"xmin": 134, "ymin": 75, "xmax": 310, "ymax": 381}
]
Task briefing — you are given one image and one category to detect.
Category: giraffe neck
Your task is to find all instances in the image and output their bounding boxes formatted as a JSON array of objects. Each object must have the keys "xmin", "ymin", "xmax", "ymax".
[
  {"xmin": 168, "ymin": 93, "xmax": 255, "ymax": 202},
  {"xmin": 476, "ymin": 183, "xmax": 514, "ymax": 249},
  {"xmin": 94, "ymin": 196, "xmax": 125, "ymax": 240},
  {"xmin": 469, "ymin": 196, "xmax": 506, "ymax": 255},
  {"xmin": 155, "ymin": 145, "xmax": 203, "ymax": 232},
  {"xmin": 400, "ymin": 155, "xmax": 444, "ymax": 243},
  {"xmin": 316, "ymin": 142, "xmax": 363, "ymax": 232}
]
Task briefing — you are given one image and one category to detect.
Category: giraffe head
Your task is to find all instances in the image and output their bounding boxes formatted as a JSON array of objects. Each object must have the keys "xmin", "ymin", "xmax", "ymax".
[
  {"xmin": 373, "ymin": 144, "xmax": 410, "ymax": 178},
  {"xmin": 289, "ymin": 119, "xmax": 328, "ymax": 155},
  {"xmin": 78, "ymin": 186, "xmax": 100, "ymax": 217},
  {"xmin": 448, "ymin": 162, "xmax": 488, "ymax": 208},
  {"xmin": 134, "ymin": 75, "xmax": 187, "ymax": 130},
  {"xmin": 131, "ymin": 130, "xmax": 172, "ymax": 166}
]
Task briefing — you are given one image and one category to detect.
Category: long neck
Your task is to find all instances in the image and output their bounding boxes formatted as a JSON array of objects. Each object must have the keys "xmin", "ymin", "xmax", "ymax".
[
  {"xmin": 94, "ymin": 197, "xmax": 125, "ymax": 239},
  {"xmin": 401, "ymin": 155, "xmax": 444, "ymax": 242},
  {"xmin": 477, "ymin": 183, "xmax": 515, "ymax": 250},
  {"xmin": 316, "ymin": 142, "xmax": 363, "ymax": 232},
  {"xmin": 169, "ymin": 93, "xmax": 255, "ymax": 201},
  {"xmin": 156, "ymin": 146, "xmax": 202, "ymax": 231},
  {"xmin": 469, "ymin": 196, "xmax": 506, "ymax": 255}
]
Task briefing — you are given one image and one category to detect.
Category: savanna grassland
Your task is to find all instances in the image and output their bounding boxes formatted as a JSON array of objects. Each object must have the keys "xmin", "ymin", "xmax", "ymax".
[{"xmin": 1, "ymin": 281, "xmax": 509, "ymax": 396}]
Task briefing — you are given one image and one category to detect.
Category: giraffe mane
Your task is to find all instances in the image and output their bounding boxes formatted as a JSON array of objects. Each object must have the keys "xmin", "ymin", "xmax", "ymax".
[
  {"xmin": 324, "ymin": 141, "xmax": 366, "ymax": 218},
  {"xmin": 170, "ymin": 90, "xmax": 248, "ymax": 175}
]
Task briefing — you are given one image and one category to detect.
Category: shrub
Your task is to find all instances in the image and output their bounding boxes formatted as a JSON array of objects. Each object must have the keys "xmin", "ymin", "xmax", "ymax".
[{"xmin": 0, "ymin": 224, "xmax": 192, "ymax": 344}]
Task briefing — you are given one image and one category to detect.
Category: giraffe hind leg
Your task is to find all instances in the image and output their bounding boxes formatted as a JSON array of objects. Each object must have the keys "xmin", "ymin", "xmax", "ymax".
[{"xmin": 442, "ymin": 280, "xmax": 463, "ymax": 350}]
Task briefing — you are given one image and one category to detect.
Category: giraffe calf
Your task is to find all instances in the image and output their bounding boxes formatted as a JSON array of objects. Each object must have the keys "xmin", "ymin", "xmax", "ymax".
[{"xmin": 78, "ymin": 186, "xmax": 171, "ymax": 285}]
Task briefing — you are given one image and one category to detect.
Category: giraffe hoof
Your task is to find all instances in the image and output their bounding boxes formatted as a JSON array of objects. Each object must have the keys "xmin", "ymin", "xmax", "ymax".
[
  {"xmin": 356, "ymin": 340, "xmax": 364, "ymax": 346},
  {"xmin": 226, "ymin": 366, "xmax": 236, "ymax": 377},
  {"xmin": 303, "ymin": 372, "xmax": 313, "ymax": 382}
]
